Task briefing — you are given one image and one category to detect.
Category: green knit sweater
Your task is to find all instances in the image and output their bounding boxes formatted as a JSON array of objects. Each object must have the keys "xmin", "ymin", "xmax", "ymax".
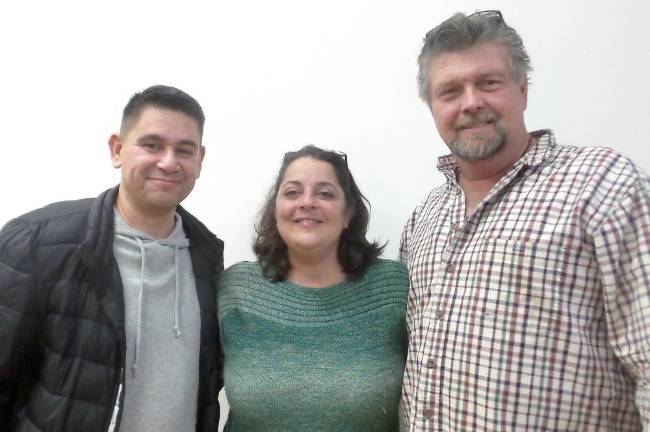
[{"xmin": 217, "ymin": 259, "xmax": 409, "ymax": 432}]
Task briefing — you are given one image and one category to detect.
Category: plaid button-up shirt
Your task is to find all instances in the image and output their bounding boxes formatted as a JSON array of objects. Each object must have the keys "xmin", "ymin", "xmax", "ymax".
[{"xmin": 399, "ymin": 130, "xmax": 650, "ymax": 431}]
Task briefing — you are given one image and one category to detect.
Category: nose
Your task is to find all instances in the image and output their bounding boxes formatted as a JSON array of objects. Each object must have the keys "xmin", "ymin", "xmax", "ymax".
[
  {"xmin": 298, "ymin": 191, "xmax": 317, "ymax": 208},
  {"xmin": 460, "ymin": 86, "xmax": 485, "ymax": 113},
  {"xmin": 157, "ymin": 149, "xmax": 179, "ymax": 172}
]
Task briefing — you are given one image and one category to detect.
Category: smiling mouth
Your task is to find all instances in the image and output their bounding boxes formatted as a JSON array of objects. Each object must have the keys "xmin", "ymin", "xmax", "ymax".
[
  {"xmin": 459, "ymin": 120, "xmax": 494, "ymax": 130},
  {"xmin": 149, "ymin": 178, "xmax": 180, "ymax": 183},
  {"xmin": 294, "ymin": 218, "xmax": 323, "ymax": 226}
]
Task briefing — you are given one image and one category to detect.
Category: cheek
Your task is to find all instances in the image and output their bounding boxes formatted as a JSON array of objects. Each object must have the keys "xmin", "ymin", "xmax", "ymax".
[
  {"xmin": 331, "ymin": 205, "xmax": 350, "ymax": 227},
  {"xmin": 274, "ymin": 200, "xmax": 291, "ymax": 223},
  {"xmin": 180, "ymin": 160, "xmax": 202, "ymax": 176},
  {"xmin": 441, "ymin": 109, "xmax": 459, "ymax": 128},
  {"xmin": 432, "ymin": 106, "xmax": 456, "ymax": 131},
  {"xmin": 125, "ymin": 157, "xmax": 153, "ymax": 174},
  {"xmin": 274, "ymin": 205, "xmax": 291, "ymax": 242}
]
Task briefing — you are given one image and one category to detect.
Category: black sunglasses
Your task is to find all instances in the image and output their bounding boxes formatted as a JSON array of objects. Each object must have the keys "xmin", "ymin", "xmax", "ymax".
[
  {"xmin": 283, "ymin": 148, "xmax": 351, "ymax": 184},
  {"xmin": 424, "ymin": 10, "xmax": 529, "ymax": 64},
  {"xmin": 468, "ymin": 9, "xmax": 504, "ymax": 21}
]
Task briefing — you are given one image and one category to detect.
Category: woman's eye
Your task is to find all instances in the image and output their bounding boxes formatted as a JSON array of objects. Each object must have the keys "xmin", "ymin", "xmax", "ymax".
[
  {"xmin": 283, "ymin": 190, "xmax": 299, "ymax": 198},
  {"xmin": 319, "ymin": 191, "xmax": 335, "ymax": 199}
]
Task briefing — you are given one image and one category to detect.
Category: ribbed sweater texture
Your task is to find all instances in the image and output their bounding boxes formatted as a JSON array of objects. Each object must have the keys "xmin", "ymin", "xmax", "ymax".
[{"xmin": 218, "ymin": 259, "xmax": 409, "ymax": 431}]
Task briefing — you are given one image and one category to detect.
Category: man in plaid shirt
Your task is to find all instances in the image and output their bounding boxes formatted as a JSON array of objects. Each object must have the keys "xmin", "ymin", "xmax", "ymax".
[{"xmin": 400, "ymin": 10, "xmax": 650, "ymax": 431}]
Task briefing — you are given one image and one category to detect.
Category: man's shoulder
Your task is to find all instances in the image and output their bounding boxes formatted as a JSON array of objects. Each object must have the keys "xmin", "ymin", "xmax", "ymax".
[
  {"xmin": 556, "ymin": 143, "xmax": 629, "ymax": 162},
  {"xmin": 550, "ymin": 144, "xmax": 647, "ymax": 185},
  {"xmin": 1, "ymin": 188, "xmax": 116, "ymax": 249},
  {"xmin": 0, "ymin": 193, "xmax": 110, "ymax": 266},
  {"xmin": 18, "ymin": 197, "xmax": 96, "ymax": 224},
  {"xmin": 407, "ymin": 183, "xmax": 449, "ymax": 218},
  {"xmin": 3, "ymin": 197, "xmax": 95, "ymax": 241}
]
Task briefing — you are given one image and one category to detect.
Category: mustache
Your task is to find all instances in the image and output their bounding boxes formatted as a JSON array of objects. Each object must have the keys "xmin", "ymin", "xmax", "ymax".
[{"xmin": 455, "ymin": 111, "xmax": 498, "ymax": 129}]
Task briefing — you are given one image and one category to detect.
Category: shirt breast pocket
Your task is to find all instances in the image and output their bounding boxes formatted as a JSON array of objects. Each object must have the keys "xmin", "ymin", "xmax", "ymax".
[{"xmin": 456, "ymin": 238, "xmax": 569, "ymax": 333}]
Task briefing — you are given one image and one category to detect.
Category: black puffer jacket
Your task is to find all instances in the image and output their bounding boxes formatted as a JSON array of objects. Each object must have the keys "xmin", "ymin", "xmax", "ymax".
[{"xmin": 0, "ymin": 187, "xmax": 224, "ymax": 431}]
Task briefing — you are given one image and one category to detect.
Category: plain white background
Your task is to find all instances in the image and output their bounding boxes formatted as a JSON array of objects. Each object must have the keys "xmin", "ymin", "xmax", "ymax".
[{"xmin": 2, "ymin": 1, "xmax": 649, "ymax": 428}]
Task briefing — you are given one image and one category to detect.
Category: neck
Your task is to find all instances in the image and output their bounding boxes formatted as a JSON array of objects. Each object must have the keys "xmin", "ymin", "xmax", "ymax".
[
  {"xmin": 115, "ymin": 189, "xmax": 176, "ymax": 239},
  {"xmin": 287, "ymin": 251, "xmax": 347, "ymax": 288},
  {"xmin": 456, "ymin": 131, "xmax": 533, "ymax": 215}
]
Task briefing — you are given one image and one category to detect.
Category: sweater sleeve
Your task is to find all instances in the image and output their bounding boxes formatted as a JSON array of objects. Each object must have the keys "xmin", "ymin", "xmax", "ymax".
[{"xmin": 0, "ymin": 218, "xmax": 42, "ymax": 427}]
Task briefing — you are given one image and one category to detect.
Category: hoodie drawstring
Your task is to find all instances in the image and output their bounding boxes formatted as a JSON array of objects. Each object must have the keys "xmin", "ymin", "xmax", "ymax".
[
  {"xmin": 173, "ymin": 245, "xmax": 181, "ymax": 337},
  {"xmin": 127, "ymin": 237, "xmax": 188, "ymax": 377},
  {"xmin": 132, "ymin": 237, "xmax": 146, "ymax": 378},
  {"xmin": 116, "ymin": 226, "xmax": 189, "ymax": 378}
]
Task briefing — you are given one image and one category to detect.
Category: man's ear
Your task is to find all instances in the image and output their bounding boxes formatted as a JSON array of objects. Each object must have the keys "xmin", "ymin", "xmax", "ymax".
[
  {"xmin": 520, "ymin": 78, "xmax": 528, "ymax": 111},
  {"xmin": 108, "ymin": 134, "xmax": 123, "ymax": 168},
  {"xmin": 196, "ymin": 145, "xmax": 206, "ymax": 178}
]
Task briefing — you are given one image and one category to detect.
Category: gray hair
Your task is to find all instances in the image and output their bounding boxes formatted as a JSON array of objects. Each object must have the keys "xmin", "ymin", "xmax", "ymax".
[{"xmin": 417, "ymin": 11, "xmax": 532, "ymax": 105}]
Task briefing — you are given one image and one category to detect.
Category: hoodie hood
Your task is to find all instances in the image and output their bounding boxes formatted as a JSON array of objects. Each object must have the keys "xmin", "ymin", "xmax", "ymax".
[{"xmin": 113, "ymin": 212, "xmax": 189, "ymax": 377}]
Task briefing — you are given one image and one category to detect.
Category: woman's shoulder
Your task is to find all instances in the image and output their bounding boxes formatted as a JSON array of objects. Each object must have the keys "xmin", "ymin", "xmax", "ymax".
[
  {"xmin": 222, "ymin": 260, "xmax": 262, "ymax": 277},
  {"xmin": 366, "ymin": 258, "xmax": 408, "ymax": 278},
  {"xmin": 218, "ymin": 261, "xmax": 265, "ymax": 296},
  {"xmin": 358, "ymin": 258, "xmax": 409, "ymax": 292}
]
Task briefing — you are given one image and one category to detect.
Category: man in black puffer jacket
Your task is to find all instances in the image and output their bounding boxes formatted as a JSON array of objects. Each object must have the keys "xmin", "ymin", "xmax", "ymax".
[{"xmin": 0, "ymin": 85, "xmax": 224, "ymax": 432}]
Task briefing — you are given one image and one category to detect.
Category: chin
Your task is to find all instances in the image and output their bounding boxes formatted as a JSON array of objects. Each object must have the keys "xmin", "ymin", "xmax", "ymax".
[{"xmin": 450, "ymin": 136, "xmax": 505, "ymax": 161}]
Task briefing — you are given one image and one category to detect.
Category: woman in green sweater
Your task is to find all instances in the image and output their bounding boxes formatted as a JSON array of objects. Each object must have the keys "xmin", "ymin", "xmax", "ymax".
[{"xmin": 218, "ymin": 145, "xmax": 408, "ymax": 431}]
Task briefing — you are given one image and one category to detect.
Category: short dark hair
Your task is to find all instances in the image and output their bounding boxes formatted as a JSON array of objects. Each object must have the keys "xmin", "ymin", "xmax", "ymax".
[
  {"xmin": 418, "ymin": 10, "xmax": 532, "ymax": 105},
  {"xmin": 120, "ymin": 84, "xmax": 205, "ymax": 136},
  {"xmin": 253, "ymin": 145, "xmax": 385, "ymax": 281}
]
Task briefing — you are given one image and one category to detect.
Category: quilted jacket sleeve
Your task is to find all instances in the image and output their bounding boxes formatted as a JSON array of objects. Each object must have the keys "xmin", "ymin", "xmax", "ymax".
[{"xmin": 0, "ymin": 218, "xmax": 42, "ymax": 428}]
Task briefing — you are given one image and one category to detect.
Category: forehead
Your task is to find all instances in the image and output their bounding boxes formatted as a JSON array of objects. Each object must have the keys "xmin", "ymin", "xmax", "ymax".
[
  {"xmin": 429, "ymin": 42, "xmax": 512, "ymax": 87},
  {"xmin": 125, "ymin": 107, "xmax": 201, "ymax": 141},
  {"xmin": 282, "ymin": 157, "xmax": 340, "ymax": 184}
]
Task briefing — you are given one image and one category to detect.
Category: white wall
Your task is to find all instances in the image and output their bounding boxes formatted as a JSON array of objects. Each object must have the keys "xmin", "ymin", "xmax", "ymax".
[
  {"xmin": 2, "ymin": 0, "xmax": 649, "ymax": 261},
  {"xmin": 2, "ymin": 1, "xmax": 649, "ymax": 428}
]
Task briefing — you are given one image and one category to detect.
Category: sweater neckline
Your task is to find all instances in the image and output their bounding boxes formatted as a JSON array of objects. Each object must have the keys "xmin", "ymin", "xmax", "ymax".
[{"xmin": 279, "ymin": 277, "xmax": 353, "ymax": 296}]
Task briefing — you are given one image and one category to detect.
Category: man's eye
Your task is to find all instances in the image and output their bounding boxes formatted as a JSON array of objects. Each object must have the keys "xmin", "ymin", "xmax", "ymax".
[
  {"xmin": 177, "ymin": 148, "xmax": 195, "ymax": 156},
  {"xmin": 439, "ymin": 88, "xmax": 459, "ymax": 100},
  {"xmin": 141, "ymin": 143, "xmax": 159, "ymax": 151},
  {"xmin": 482, "ymin": 79, "xmax": 501, "ymax": 89}
]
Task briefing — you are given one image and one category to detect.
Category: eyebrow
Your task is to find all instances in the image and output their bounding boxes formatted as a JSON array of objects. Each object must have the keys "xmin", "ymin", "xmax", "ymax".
[
  {"xmin": 476, "ymin": 71, "xmax": 508, "ymax": 80},
  {"xmin": 136, "ymin": 134, "xmax": 163, "ymax": 143},
  {"xmin": 436, "ymin": 69, "xmax": 508, "ymax": 87},
  {"xmin": 281, "ymin": 180, "xmax": 338, "ymax": 189},
  {"xmin": 136, "ymin": 134, "xmax": 199, "ymax": 148}
]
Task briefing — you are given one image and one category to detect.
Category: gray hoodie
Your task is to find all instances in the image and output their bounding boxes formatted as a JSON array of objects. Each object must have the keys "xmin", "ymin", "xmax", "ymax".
[{"xmin": 113, "ymin": 212, "xmax": 201, "ymax": 431}]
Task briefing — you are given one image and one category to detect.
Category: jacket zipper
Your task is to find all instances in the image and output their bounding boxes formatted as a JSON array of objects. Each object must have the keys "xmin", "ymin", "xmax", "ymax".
[{"xmin": 106, "ymin": 367, "xmax": 124, "ymax": 432}]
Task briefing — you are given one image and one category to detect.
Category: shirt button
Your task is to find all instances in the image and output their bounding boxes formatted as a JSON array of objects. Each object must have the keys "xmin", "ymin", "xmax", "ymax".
[
  {"xmin": 445, "ymin": 263, "xmax": 454, "ymax": 273},
  {"xmin": 435, "ymin": 309, "xmax": 444, "ymax": 320},
  {"xmin": 423, "ymin": 408, "xmax": 435, "ymax": 418},
  {"xmin": 426, "ymin": 358, "xmax": 436, "ymax": 368},
  {"xmin": 450, "ymin": 222, "xmax": 458, "ymax": 231}
]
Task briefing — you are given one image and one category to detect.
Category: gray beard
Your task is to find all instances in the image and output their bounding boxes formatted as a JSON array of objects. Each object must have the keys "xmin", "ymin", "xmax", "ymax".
[{"xmin": 449, "ymin": 122, "xmax": 507, "ymax": 162}]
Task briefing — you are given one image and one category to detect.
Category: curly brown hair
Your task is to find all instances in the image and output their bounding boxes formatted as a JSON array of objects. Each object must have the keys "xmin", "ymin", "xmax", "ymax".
[{"xmin": 252, "ymin": 145, "xmax": 385, "ymax": 281}]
